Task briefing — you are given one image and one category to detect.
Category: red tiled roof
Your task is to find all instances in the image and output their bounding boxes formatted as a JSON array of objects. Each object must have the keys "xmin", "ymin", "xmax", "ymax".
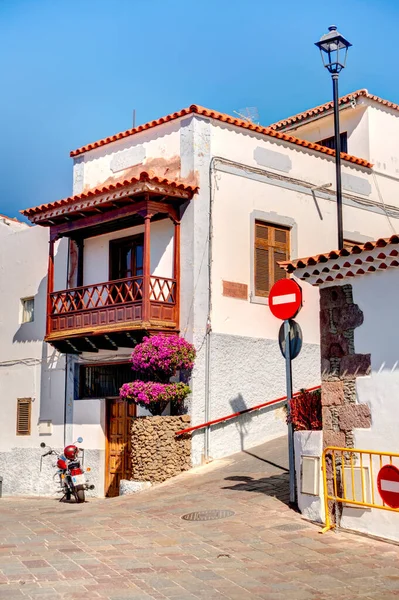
[
  {"xmin": 269, "ymin": 89, "xmax": 399, "ymax": 131},
  {"xmin": 69, "ymin": 104, "xmax": 372, "ymax": 168},
  {"xmin": 281, "ymin": 235, "xmax": 399, "ymax": 273},
  {"xmin": 21, "ymin": 171, "xmax": 198, "ymax": 219}
]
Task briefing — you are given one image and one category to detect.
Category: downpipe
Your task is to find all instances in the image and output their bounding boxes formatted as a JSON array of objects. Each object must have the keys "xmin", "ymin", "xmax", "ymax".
[{"xmin": 204, "ymin": 320, "xmax": 211, "ymax": 462}]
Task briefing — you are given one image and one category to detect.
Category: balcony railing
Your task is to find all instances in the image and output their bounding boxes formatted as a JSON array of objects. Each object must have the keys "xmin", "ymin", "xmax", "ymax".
[{"xmin": 47, "ymin": 276, "xmax": 178, "ymax": 338}]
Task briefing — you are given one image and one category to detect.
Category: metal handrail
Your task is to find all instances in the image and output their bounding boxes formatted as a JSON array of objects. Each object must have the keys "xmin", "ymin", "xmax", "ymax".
[{"xmin": 175, "ymin": 384, "xmax": 321, "ymax": 436}]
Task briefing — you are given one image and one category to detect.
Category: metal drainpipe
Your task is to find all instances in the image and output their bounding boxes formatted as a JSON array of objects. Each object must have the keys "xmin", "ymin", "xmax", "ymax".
[
  {"xmin": 204, "ymin": 320, "xmax": 211, "ymax": 462},
  {"xmin": 63, "ymin": 238, "xmax": 71, "ymax": 446},
  {"xmin": 204, "ymin": 157, "xmax": 216, "ymax": 463}
]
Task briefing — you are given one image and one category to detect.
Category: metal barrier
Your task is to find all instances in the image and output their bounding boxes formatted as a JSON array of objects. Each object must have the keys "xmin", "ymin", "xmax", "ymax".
[{"xmin": 322, "ymin": 446, "xmax": 399, "ymax": 533}]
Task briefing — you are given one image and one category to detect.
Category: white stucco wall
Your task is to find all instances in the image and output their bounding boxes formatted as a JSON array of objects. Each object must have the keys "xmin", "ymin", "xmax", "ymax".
[
  {"xmin": 284, "ymin": 104, "xmax": 370, "ymax": 161},
  {"xmin": 336, "ymin": 269, "xmax": 399, "ymax": 542},
  {"xmin": 74, "ymin": 120, "xmax": 182, "ymax": 193},
  {"xmin": 188, "ymin": 115, "xmax": 399, "ymax": 464},
  {"xmin": 368, "ymin": 103, "xmax": 399, "ymax": 177},
  {"xmin": 0, "ymin": 221, "xmax": 68, "ymax": 495},
  {"xmin": 83, "ymin": 219, "xmax": 174, "ymax": 286}
]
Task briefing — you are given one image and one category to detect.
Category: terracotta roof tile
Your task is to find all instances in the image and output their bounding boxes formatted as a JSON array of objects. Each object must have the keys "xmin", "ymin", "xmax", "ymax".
[
  {"xmin": 269, "ymin": 89, "xmax": 399, "ymax": 131},
  {"xmin": 281, "ymin": 234, "xmax": 399, "ymax": 273},
  {"xmin": 69, "ymin": 104, "xmax": 372, "ymax": 168},
  {"xmin": 21, "ymin": 171, "xmax": 198, "ymax": 218}
]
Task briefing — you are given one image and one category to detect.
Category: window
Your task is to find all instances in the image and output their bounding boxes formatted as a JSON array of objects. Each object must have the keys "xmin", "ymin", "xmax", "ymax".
[
  {"xmin": 254, "ymin": 221, "xmax": 290, "ymax": 297},
  {"xmin": 316, "ymin": 132, "xmax": 348, "ymax": 154},
  {"xmin": 109, "ymin": 235, "xmax": 144, "ymax": 280},
  {"xmin": 16, "ymin": 398, "xmax": 32, "ymax": 435},
  {"xmin": 78, "ymin": 363, "xmax": 136, "ymax": 399},
  {"xmin": 21, "ymin": 297, "xmax": 34, "ymax": 323}
]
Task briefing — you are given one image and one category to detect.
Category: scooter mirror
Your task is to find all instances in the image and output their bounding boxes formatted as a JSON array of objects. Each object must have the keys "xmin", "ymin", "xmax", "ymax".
[
  {"xmin": 40, "ymin": 442, "xmax": 46, "ymax": 448},
  {"xmin": 77, "ymin": 437, "xmax": 83, "ymax": 443}
]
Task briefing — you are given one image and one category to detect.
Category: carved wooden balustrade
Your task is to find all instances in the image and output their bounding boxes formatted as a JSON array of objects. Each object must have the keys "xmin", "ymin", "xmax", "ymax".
[{"xmin": 47, "ymin": 275, "xmax": 178, "ymax": 337}]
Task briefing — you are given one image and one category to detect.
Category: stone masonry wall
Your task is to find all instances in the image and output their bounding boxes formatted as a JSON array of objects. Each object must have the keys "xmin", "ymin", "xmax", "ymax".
[
  {"xmin": 320, "ymin": 284, "xmax": 371, "ymax": 449},
  {"xmin": 131, "ymin": 415, "xmax": 191, "ymax": 483},
  {"xmin": 320, "ymin": 284, "xmax": 372, "ymax": 521}
]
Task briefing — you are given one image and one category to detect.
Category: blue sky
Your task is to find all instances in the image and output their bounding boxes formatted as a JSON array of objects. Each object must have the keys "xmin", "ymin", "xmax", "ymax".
[{"xmin": 1, "ymin": 0, "xmax": 398, "ymax": 219}]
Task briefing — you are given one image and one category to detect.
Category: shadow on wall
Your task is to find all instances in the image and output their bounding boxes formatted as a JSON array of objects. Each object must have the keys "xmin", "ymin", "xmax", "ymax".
[
  {"xmin": 225, "ymin": 393, "xmax": 285, "ymax": 453},
  {"xmin": 12, "ymin": 261, "xmax": 67, "ymax": 428},
  {"xmin": 13, "ymin": 269, "xmax": 47, "ymax": 344}
]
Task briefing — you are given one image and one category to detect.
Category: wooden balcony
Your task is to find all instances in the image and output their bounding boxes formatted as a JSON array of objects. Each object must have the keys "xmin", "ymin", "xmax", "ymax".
[
  {"xmin": 20, "ymin": 172, "xmax": 199, "ymax": 354},
  {"xmin": 46, "ymin": 275, "xmax": 178, "ymax": 353}
]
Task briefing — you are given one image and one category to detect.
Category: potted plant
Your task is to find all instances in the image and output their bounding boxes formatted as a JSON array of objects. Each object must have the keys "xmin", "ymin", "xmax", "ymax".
[{"xmin": 287, "ymin": 388, "xmax": 324, "ymax": 522}]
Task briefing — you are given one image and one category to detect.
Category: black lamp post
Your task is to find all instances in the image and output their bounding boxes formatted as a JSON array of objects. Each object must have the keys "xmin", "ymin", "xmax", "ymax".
[{"xmin": 315, "ymin": 25, "xmax": 352, "ymax": 250}]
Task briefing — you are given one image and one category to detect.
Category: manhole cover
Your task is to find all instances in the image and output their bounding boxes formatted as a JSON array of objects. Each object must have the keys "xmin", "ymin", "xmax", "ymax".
[
  {"xmin": 272, "ymin": 523, "xmax": 308, "ymax": 532},
  {"xmin": 181, "ymin": 509, "xmax": 235, "ymax": 522}
]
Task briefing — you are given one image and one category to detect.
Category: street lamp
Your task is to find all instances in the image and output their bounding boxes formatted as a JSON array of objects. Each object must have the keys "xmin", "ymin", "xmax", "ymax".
[{"xmin": 315, "ymin": 25, "xmax": 352, "ymax": 250}]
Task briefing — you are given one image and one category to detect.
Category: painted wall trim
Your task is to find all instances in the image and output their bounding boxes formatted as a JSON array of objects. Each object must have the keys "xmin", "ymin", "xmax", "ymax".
[{"xmin": 213, "ymin": 159, "xmax": 399, "ymax": 220}]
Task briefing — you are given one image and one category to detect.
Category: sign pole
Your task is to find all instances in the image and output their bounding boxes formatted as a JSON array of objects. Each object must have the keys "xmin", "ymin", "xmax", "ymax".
[{"xmin": 284, "ymin": 319, "xmax": 296, "ymax": 505}]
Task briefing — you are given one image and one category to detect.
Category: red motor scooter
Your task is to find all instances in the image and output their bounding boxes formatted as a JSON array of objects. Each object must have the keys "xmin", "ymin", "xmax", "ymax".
[{"xmin": 40, "ymin": 437, "xmax": 94, "ymax": 503}]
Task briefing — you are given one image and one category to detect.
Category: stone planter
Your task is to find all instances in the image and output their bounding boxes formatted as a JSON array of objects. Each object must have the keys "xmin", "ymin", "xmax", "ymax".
[
  {"xmin": 131, "ymin": 415, "xmax": 191, "ymax": 483},
  {"xmin": 294, "ymin": 430, "xmax": 324, "ymax": 523}
]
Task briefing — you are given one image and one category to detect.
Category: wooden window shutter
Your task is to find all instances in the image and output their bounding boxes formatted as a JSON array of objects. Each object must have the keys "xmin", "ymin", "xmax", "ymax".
[
  {"xmin": 255, "ymin": 222, "xmax": 270, "ymax": 297},
  {"xmin": 254, "ymin": 221, "xmax": 290, "ymax": 297},
  {"xmin": 17, "ymin": 398, "xmax": 32, "ymax": 436}
]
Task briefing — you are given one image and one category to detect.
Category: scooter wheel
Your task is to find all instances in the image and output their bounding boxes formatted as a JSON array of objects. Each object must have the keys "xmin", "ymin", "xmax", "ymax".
[{"xmin": 75, "ymin": 485, "xmax": 85, "ymax": 503}]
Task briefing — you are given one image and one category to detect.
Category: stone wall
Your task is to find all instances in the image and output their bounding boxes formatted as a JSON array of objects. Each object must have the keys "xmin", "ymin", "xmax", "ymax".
[
  {"xmin": 320, "ymin": 284, "xmax": 371, "ymax": 449},
  {"xmin": 320, "ymin": 284, "xmax": 372, "ymax": 522},
  {"xmin": 131, "ymin": 415, "xmax": 191, "ymax": 483}
]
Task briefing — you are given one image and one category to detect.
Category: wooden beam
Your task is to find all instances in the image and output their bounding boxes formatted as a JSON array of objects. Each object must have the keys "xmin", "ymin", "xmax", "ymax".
[
  {"xmin": 51, "ymin": 199, "xmax": 178, "ymax": 238},
  {"xmin": 76, "ymin": 239, "xmax": 84, "ymax": 287},
  {"xmin": 46, "ymin": 239, "xmax": 55, "ymax": 337},
  {"xmin": 142, "ymin": 206, "xmax": 152, "ymax": 323},
  {"xmin": 173, "ymin": 219, "xmax": 181, "ymax": 330}
]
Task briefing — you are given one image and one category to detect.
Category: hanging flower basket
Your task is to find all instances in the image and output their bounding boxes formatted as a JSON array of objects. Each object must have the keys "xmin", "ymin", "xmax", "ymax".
[
  {"xmin": 120, "ymin": 380, "xmax": 191, "ymax": 416},
  {"xmin": 131, "ymin": 335, "xmax": 196, "ymax": 377}
]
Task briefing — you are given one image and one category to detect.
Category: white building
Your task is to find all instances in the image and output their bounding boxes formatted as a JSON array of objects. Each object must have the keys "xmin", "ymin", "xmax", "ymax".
[
  {"xmin": 285, "ymin": 233, "xmax": 399, "ymax": 542},
  {"xmin": 2, "ymin": 89, "xmax": 399, "ymax": 497}
]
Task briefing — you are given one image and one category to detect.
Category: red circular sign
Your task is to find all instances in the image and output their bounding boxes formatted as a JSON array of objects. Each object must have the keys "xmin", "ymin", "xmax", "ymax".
[
  {"xmin": 269, "ymin": 279, "xmax": 303, "ymax": 320},
  {"xmin": 377, "ymin": 464, "xmax": 399, "ymax": 508}
]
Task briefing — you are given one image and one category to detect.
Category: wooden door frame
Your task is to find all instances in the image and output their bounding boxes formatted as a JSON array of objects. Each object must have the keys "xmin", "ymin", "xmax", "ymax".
[{"xmin": 104, "ymin": 397, "xmax": 136, "ymax": 497}]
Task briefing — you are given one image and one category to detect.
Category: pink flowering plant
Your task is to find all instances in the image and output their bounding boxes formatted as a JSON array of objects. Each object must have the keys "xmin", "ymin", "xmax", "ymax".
[
  {"xmin": 120, "ymin": 381, "xmax": 191, "ymax": 416},
  {"xmin": 120, "ymin": 334, "xmax": 196, "ymax": 415},
  {"xmin": 131, "ymin": 335, "xmax": 196, "ymax": 377}
]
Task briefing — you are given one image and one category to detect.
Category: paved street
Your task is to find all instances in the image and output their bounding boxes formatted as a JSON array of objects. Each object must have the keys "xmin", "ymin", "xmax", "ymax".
[{"xmin": 1, "ymin": 435, "xmax": 399, "ymax": 600}]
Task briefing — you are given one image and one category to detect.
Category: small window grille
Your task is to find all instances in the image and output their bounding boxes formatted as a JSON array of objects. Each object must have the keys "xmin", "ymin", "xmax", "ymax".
[
  {"xmin": 21, "ymin": 297, "xmax": 34, "ymax": 323},
  {"xmin": 78, "ymin": 363, "xmax": 136, "ymax": 399},
  {"xmin": 17, "ymin": 398, "xmax": 32, "ymax": 435}
]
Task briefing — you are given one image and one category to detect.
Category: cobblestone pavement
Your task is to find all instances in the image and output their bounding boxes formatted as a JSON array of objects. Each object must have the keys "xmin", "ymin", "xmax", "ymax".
[{"xmin": 1, "ymin": 436, "xmax": 399, "ymax": 600}]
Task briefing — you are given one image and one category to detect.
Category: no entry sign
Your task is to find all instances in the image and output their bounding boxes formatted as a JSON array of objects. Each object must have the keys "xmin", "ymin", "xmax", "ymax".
[
  {"xmin": 269, "ymin": 279, "xmax": 303, "ymax": 321},
  {"xmin": 377, "ymin": 464, "xmax": 399, "ymax": 508}
]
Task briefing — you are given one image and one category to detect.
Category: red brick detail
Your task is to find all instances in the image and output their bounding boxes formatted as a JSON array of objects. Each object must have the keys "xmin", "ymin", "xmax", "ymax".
[
  {"xmin": 340, "ymin": 354, "xmax": 371, "ymax": 378},
  {"xmin": 321, "ymin": 381, "xmax": 344, "ymax": 406},
  {"xmin": 323, "ymin": 431, "xmax": 346, "ymax": 449},
  {"xmin": 337, "ymin": 404, "xmax": 371, "ymax": 431},
  {"xmin": 222, "ymin": 281, "xmax": 248, "ymax": 300},
  {"xmin": 332, "ymin": 304, "xmax": 364, "ymax": 331}
]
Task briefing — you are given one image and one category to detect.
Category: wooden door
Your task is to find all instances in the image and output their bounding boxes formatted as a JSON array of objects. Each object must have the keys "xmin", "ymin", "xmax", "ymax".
[{"xmin": 105, "ymin": 399, "xmax": 136, "ymax": 497}]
